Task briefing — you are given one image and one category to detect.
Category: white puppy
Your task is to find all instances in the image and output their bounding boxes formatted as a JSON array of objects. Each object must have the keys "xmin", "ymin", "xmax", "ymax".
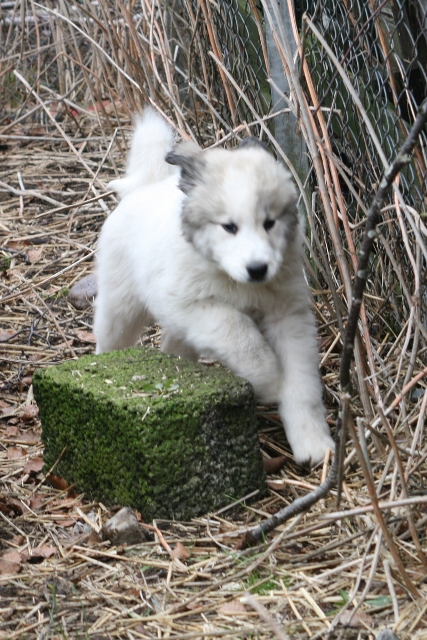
[{"xmin": 94, "ymin": 109, "xmax": 334, "ymax": 466}]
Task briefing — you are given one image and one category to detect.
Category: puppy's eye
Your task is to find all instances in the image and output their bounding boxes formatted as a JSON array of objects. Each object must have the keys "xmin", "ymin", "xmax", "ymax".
[
  {"xmin": 222, "ymin": 223, "xmax": 238, "ymax": 234},
  {"xmin": 263, "ymin": 219, "xmax": 276, "ymax": 231}
]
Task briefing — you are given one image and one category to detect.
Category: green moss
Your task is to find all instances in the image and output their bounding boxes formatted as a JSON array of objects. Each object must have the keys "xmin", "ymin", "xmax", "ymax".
[{"xmin": 33, "ymin": 347, "xmax": 266, "ymax": 520}]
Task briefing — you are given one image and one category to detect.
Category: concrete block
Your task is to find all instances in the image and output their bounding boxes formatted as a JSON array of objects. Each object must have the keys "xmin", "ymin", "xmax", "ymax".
[{"xmin": 33, "ymin": 347, "xmax": 266, "ymax": 520}]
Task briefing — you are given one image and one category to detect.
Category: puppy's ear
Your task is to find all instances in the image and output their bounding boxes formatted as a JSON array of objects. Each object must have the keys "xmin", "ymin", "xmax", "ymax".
[
  {"xmin": 165, "ymin": 142, "xmax": 205, "ymax": 194},
  {"xmin": 237, "ymin": 137, "xmax": 269, "ymax": 153}
]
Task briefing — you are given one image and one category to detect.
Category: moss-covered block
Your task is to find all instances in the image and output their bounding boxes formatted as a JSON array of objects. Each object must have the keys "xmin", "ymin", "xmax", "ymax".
[{"xmin": 33, "ymin": 347, "xmax": 266, "ymax": 520}]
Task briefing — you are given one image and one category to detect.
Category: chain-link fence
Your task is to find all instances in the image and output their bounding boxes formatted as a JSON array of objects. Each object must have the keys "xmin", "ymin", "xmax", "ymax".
[{"xmin": 172, "ymin": 0, "xmax": 427, "ymax": 210}]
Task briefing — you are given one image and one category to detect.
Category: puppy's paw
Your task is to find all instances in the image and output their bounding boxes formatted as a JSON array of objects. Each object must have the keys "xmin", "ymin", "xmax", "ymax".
[
  {"xmin": 282, "ymin": 409, "xmax": 335, "ymax": 467},
  {"xmin": 291, "ymin": 429, "xmax": 335, "ymax": 468}
]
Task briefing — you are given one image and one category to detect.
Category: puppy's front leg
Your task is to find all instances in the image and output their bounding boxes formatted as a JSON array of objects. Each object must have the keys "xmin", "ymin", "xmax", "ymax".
[
  {"xmin": 264, "ymin": 306, "xmax": 335, "ymax": 467},
  {"xmin": 180, "ymin": 303, "xmax": 282, "ymax": 404}
]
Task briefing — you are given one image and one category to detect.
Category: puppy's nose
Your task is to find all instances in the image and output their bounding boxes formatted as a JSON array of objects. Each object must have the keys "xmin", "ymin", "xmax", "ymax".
[{"xmin": 247, "ymin": 262, "xmax": 268, "ymax": 281}]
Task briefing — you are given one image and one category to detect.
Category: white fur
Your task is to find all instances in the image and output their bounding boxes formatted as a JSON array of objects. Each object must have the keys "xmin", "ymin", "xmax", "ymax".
[{"xmin": 94, "ymin": 109, "xmax": 335, "ymax": 466}]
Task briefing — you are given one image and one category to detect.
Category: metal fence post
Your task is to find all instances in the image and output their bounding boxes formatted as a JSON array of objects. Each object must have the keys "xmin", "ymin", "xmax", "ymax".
[{"xmin": 265, "ymin": 0, "xmax": 308, "ymax": 185}]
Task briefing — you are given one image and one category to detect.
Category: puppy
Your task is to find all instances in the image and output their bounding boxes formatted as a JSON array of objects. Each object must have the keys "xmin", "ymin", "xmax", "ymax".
[{"xmin": 94, "ymin": 108, "xmax": 335, "ymax": 466}]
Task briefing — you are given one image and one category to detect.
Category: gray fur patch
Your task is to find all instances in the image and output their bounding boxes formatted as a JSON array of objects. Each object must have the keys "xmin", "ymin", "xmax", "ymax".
[{"xmin": 165, "ymin": 142, "xmax": 205, "ymax": 195}]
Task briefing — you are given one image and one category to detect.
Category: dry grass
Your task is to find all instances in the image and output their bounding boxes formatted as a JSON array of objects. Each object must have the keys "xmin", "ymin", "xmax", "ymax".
[{"xmin": 1, "ymin": 1, "xmax": 427, "ymax": 638}]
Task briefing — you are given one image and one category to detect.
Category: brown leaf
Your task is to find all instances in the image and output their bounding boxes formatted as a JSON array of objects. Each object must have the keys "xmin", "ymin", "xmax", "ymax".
[
  {"xmin": 87, "ymin": 530, "xmax": 102, "ymax": 545},
  {"xmin": 263, "ymin": 456, "xmax": 287, "ymax": 474},
  {"xmin": 7, "ymin": 446, "xmax": 26, "ymax": 459},
  {"xmin": 0, "ymin": 551, "xmax": 22, "ymax": 576},
  {"xmin": 11, "ymin": 534, "xmax": 25, "ymax": 546},
  {"xmin": 170, "ymin": 542, "xmax": 191, "ymax": 561},
  {"xmin": 20, "ymin": 404, "xmax": 39, "ymax": 422},
  {"xmin": 29, "ymin": 495, "xmax": 44, "ymax": 511},
  {"xmin": 18, "ymin": 430, "xmax": 41, "ymax": 444},
  {"xmin": 28, "ymin": 545, "xmax": 56, "ymax": 561},
  {"xmin": 217, "ymin": 599, "xmax": 247, "ymax": 614},
  {"xmin": 48, "ymin": 475, "xmax": 70, "ymax": 491},
  {"xmin": 339, "ymin": 610, "xmax": 373, "ymax": 628},
  {"xmin": 1, "ymin": 551, "xmax": 22, "ymax": 564},
  {"xmin": 26, "ymin": 247, "xmax": 44, "ymax": 263},
  {"xmin": 5, "ymin": 426, "xmax": 19, "ymax": 436},
  {"xmin": 74, "ymin": 329, "xmax": 96, "ymax": 343},
  {"xmin": 23, "ymin": 457, "xmax": 44, "ymax": 474},
  {"xmin": 54, "ymin": 518, "xmax": 76, "ymax": 528},
  {"xmin": 0, "ymin": 330, "xmax": 16, "ymax": 342},
  {"xmin": 0, "ymin": 559, "xmax": 21, "ymax": 575},
  {"xmin": 55, "ymin": 340, "xmax": 74, "ymax": 349},
  {"xmin": 6, "ymin": 498, "xmax": 29, "ymax": 515}
]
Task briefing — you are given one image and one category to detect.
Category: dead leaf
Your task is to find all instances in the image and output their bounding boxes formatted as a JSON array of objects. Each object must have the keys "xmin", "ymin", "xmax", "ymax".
[
  {"xmin": 26, "ymin": 247, "xmax": 44, "ymax": 263},
  {"xmin": 28, "ymin": 545, "xmax": 56, "ymax": 561},
  {"xmin": 0, "ymin": 559, "xmax": 21, "ymax": 575},
  {"xmin": 87, "ymin": 530, "xmax": 102, "ymax": 545},
  {"xmin": 18, "ymin": 430, "xmax": 40, "ymax": 445},
  {"xmin": 217, "ymin": 599, "xmax": 247, "ymax": 614},
  {"xmin": 48, "ymin": 475, "xmax": 69, "ymax": 491},
  {"xmin": 263, "ymin": 456, "xmax": 287, "ymax": 474},
  {"xmin": 170, "ymin": 542, "xmax": 191, "ymax": 561},
  {"xmin": 55, "ymin": 339, "xmax": 74, "ymax": 349},
  {"xmin": 29, "ymin": 495, "xmax": 44, "ymax": 511},
  {"xmin": 0, "ymin": 330, "xmax": 16, "ymax": 342},
  {"xmin": 20, "ymin": 405, "xmax": 39, "ymax": 422},
  {"xmin": 6, "ymin": 498, "xmax": 29, "ymax": 515},
  {"xmin": 7, "ymin": 446, "xmax": 26, "ymax": 459},
  {"xmin": 0, "ymin": 399, "xmax": 13, "ymax": 412},
  {"xmin": 54, "ymin": 518, "xmax": 76, "ymax": 528},
  {"xmin": 5, "ymin": 426, "xmax": 19, "ymax": 437},
  {"xmin": 1, "ymin": 551, "xmax": 22, "ymax": 564},
  {"xmin": 23, "ymin": 457, "xmax": 44, "ymax": 474},
  {"xmin": 74, "ymin": 329, "xmax": 96, "ymax": 343},
  {"xmin": 0, "ymin": 550, "xmax": 22, "ymax": 575},
  {"xmin": 11, "ymin": 534, "xmax": 25, "ymax": 546},
  {"xmin": 339, "ymin": 610, "xmax": 373, "ymax": 628}
]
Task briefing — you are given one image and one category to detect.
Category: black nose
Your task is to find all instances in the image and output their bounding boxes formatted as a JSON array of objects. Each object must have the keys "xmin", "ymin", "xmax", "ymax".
[{"xmin": 247, "ymin": 262, "xmax": 268, "ymax": 281}]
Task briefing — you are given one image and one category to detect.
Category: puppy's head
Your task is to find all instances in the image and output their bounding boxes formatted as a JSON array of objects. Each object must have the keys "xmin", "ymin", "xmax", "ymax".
[{"xmin": 166, "ymin": 138, "xmax": 299, "ymax": 284}]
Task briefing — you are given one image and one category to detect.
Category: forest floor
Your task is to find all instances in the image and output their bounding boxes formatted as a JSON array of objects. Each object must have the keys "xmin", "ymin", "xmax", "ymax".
[{"xmin": 0, "ymin": 118, "xmax": 426, "ymax": 640}]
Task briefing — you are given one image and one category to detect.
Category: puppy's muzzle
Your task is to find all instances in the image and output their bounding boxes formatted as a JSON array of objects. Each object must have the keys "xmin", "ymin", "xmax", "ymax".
[{"xmin": 247, "ymin": 262, "xmax": 268, "ymax": 282}]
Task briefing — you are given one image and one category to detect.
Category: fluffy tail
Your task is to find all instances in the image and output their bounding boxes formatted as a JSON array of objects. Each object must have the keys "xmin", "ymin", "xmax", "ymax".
[{"xmin": 108, "ymin": 108, "xmax": 177, "ymax": 199}]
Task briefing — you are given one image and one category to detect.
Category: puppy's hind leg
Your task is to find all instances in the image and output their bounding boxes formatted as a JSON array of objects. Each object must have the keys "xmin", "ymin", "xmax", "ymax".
[{"xmin": 94, "ymin": 293, "xmax": 153, "ymax": 354}]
